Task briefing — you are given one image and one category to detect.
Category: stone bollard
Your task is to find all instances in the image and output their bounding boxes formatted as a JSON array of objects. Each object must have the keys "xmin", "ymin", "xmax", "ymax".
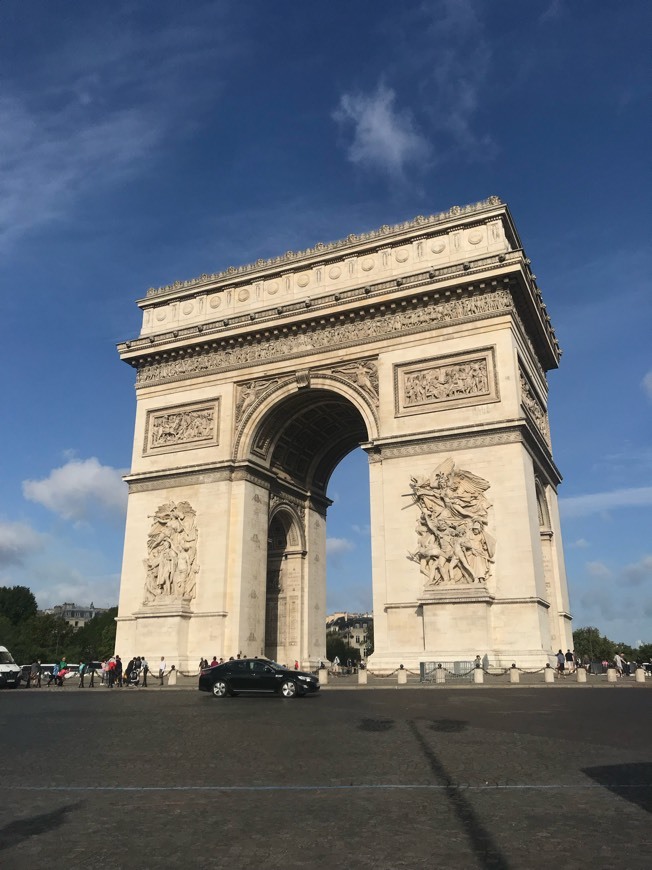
[
  {"xmin": 435, "ymin": 667, "xmax": 446, "ymax": 684},
  {"xmin": 544, "ymin": 666, "xmax": 554, "ymax": 683},
  {"xmin": 635, "ymin": 667, "xmax": 646, "ymax": 683},
  {"xmin": 397, "ymin": 667, "xmax": 408, "ymax": 685},
  {"xmin": 607, "ymin": 668, "xmax": 617, "ymax": 683},
  {"xmin": 576, "ymin": 668, "xmax": 587, "ymax": 683},
  {"xmin": 318, "ymin": 668, "xmax": 329, "ymax": 686},
  {"xmin": 473, "ymin": 668, "xmax": 484, "ymax": 684},
  {"xmin": 510, "ymin": 667, "xmax": 520, "ymax": 684},
  {"xmin": 358, "ymin": 668, "xmax": 368, "ymax": 685},
  {"xmin": 167, "ymin": 668, "xmax": 177, "ymax": 686}
]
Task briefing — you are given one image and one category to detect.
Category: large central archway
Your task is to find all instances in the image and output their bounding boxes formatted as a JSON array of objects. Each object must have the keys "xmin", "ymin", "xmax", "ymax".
[{"xmin": 245, "ymin": 386, "xmax": 371, "ymax": 665}]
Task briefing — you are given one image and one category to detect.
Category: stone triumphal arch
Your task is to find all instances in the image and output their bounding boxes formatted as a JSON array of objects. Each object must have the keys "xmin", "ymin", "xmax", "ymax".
[{"xmin": 115, "ymin": 197, "xmax": 572, "ymax": 670}]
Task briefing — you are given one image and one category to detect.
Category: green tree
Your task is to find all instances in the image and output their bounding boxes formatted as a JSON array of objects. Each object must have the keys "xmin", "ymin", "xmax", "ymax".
[
  {"xmin": 326, "ymin": 632, "xmax": 360, "ymax": 664},
  {"xmin": 572, "ymin": 626, "xmax": 615, "ymax": 662},
  {"xmin": 0, "ymin": 585, "xmax": 38, "ymax": 625}
]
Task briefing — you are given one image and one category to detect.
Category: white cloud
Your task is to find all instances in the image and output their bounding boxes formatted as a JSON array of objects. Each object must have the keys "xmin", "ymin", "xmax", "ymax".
[
  {"xmin": 642, "ymin": 371, "xmax": 652, "ymax": 400},
  {"xmin": 622, "ymin": 555, "xmax": 652, "ymax": 588},
  {"xmin": 326, "ymin": 537, "xmax": 355, "ymax": 556},
  {"xmin": 571, "ymin": 538, "xmax": 590, "ymax": 549},
  {"xmin": 23, "ymin": 457, "xmax": 128, "ymax": 522},
  {"xmin": 352, "ymin": 524, "xmax": 371, "ymax": 536},
  {"xmin": 32, "ymin": 568, "xmax": 120, "ymax": 611},
  {"xmin": 0, "ymin": 521, "xmax": 46, "ymax": 567},
  {"xmin": 586, "ymin": 561, "xmax": 611, "ymax": 578},
  {"xmin": 560, "ymin": 486, "xmax": 652, "ymax": 518},
  {"xmin": 333, "ymin": 84, "xmax": 430, "ymax": 177}
]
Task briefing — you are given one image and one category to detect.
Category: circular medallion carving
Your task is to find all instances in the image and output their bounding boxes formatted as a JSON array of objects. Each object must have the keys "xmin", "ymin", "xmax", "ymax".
[
  {"xmin": 431, "ymin": 240, "xmax": 446, "ymax": 254},
  {"xmin": 361, "ymin": 257, "xmax": 375, "ymax": 272},
  {"xmin": 209, "ymin": 295, "xmax": 222, "ymax": 309},
  {"xmin": 155, "ymin": 309, "xmax": 167, "ymax": 322},
  {"xmin": 395, "ymin": 247, "xmax": 410, "ymax": 263},
  {"xmin": 266, "ymin": 281, "xmax": 279, "ymax": 295},
  {"xmin": 238, "ymin": 289, "xmax": 250, "ymax": 302},
  {"xmin": 297, "ymin": 273, "xmax": 310, "ymax": 288},
  {"xmin": 468, "ymin": 231, "xmax": 483, "ymax": 245},
  {"xmin": 182, "ymin": 302, "xmax": 194, "ymax": 315},
  {"xmin": 328, "ymin": 266, "xmax": 341, "ymax": 280}
]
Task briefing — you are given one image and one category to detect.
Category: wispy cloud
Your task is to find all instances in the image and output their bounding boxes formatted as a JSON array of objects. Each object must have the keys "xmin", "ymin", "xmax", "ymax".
[
  {"xmin": 333, "ymin": 84, "xmax": 430, "ymax": 178},
  {"xmin": 0, "ymin": 5, "xmax": 241, "ymax": 250},
  {"xmin": 23, "ymin": 457, "xmax": 128, "ymax": 523},
  {"xmin": 643, "ymin": 371, "xmax": 652, "ymax": 400},
  {"xmin": 0, "ymin": 521, "xmax": 46, "ymax": 567},
  {"xmin": 560, "ymin": 486, "xmax": 652, "ymax": 518},
  {"xmin": 326, "ymin": 537, "xmax": 355, "ymax": 557},
  {"xmin": 571, "ymin": 538, "xmax": 590, "ymax": 549}
]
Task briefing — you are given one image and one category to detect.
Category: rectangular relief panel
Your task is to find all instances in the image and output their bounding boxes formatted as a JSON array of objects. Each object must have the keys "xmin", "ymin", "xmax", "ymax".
[
  {"xmin": 143, "ymin": 399, "xmax": 220, "ymax": 456},
  {"xmin": 394, "ymin": 346, "xmax": 499, "ymax": 417}
]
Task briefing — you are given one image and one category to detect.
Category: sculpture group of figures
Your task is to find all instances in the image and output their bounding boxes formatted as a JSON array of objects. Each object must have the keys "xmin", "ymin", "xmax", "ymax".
[
  {"xmin": 150, "ymin": 409, "xmax": 214, "ymax": 447},
  {"xmin": 404, "ymin": 360, "xmax": 488, "ymax": 406},
  {"xmin": 407, "ymin": 458, "xmax": 495, "ymax": 589},
  {"xmin": 143, "ymin": 501, "xmax": 199, "ymax": 603}
]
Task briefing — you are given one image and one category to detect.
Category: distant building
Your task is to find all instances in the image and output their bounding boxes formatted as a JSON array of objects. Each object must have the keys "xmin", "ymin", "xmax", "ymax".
[
  {"xmin": 45, "ymin": 602, "xmax": 109, "ymax": 630},
  {"xmin": 326, "ymin": 612, "xmax": 373, "ymax": 658}
]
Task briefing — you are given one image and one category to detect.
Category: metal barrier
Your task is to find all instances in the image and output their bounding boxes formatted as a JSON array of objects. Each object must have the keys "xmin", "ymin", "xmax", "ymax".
[{"xmin": 420, "ymin": 661, "xmax": 475, "ymax": 682}]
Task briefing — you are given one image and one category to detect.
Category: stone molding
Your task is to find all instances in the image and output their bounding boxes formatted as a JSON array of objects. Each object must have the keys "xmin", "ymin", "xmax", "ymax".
[
  {"xmin": 519, "ymin": 365, "xmax": 551, "ymax": 445},
  {"xmin": 143, "ymin": 398, "xmax": 219, "ymax": 456},
  {"xmin": 145, "ymin": 197, "xmax": 503, "ymax": 298},
  {"xmin": 135, "ymin": 288, "xmax": 514, "ymax": 388},
  {"xmin": 394, "ymin": 346, "xmax": 499, "ymax": 417}
]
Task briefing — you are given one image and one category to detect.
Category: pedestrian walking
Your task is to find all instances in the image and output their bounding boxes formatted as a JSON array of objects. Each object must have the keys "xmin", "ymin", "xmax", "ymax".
[
  {"xmin": 159, "ymin": 656, "xmax": 166, "ymax": 686},
  {"xmin": 556, "ymin": 649, "xmax": 565, "ymax": 677},
  {"xmin": 565, "ymin": 649, "xmax": 574, "ymax": 674},
  {"xmin": 141, "ymin": 656, "xmax": 149, "ymax": 687},
  {"xmin": 30, "ymin": 659, "xmax": 41, "ymax": 688}
]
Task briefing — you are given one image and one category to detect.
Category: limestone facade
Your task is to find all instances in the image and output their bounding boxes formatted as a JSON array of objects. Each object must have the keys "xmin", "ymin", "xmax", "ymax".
[{"xmin": 115, "ymin": 196, "xmax": 572, "ymax": 671}]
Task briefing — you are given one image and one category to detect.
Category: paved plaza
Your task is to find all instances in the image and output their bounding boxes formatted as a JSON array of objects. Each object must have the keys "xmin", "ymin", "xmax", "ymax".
[{"xmin": 1, "ymin": 687, "xmax": 650, "ymax": 869}]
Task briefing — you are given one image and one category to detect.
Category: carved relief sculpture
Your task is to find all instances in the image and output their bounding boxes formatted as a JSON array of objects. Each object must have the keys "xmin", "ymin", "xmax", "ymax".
[
  {"xmin": 519, "ymin": 369, "xmax": 551, "ymax": 445},
  {"xmin": 404, "ymin": 359, "xmax": 488, "ymax": 406},
  {"xmin": 330, "ymin": 359, "xmax": 379, "ymax": 405},
  {"xmin": 150, "ymin": 408, "xmax": 215, "ymax": 447},
  {"xmin": 406, "ymin": 458, "xmax": 495, "ymax": 589},
  {"xmin": 143, "ymin": 501, "xmax": 199, "ymax": 604}
]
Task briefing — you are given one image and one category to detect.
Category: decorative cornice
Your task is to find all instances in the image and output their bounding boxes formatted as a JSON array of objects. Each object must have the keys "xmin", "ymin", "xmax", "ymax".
[{"xmin": 145, "ymin": 196, "xmax": 503, "ymax": 298}]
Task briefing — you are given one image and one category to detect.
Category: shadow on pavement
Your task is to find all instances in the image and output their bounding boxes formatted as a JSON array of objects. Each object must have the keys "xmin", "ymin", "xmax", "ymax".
[
  {"xmin": 408, "ymin": 720, "xmax": 510, "ymax": 870},
  {"xmin": 583, "ymin": 763, "xmax": 652, "ymax": 814},
  {"xmin": 0, "ymin": 801, "xmax": 82, "ymax": 852}
]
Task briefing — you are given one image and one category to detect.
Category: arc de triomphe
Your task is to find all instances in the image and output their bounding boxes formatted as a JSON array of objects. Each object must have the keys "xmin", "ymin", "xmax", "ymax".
[{"xmin": 115, "ymin": 197, "xmax": 572, "ymax": 670}]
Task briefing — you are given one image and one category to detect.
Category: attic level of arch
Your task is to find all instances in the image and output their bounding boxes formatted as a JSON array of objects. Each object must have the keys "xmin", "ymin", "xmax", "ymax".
[
  {"xmin": 121, "ymin": 248, "xmax": 559, "ymax": 366},
  {"xmin": 122, "ymin": 270, "xmax": 559, "ymax": 391}
]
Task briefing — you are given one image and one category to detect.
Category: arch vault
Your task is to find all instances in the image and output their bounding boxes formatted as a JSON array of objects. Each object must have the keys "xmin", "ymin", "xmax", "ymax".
[{"xmin": 115, "ymin": 197, "xmax": 572, "ymax": 670}]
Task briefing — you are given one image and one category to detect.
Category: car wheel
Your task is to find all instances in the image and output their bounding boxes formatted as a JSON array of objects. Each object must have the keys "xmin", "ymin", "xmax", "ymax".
[
  {"xmin": 212, "ymin": 680, "xmax": 229, "ymax": 698},
  {"xmin": 280, "ymin": 680, "xmax": 298, "ymax": 698}
]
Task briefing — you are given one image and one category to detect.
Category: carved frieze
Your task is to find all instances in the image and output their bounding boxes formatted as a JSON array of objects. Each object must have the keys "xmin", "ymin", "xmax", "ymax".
[
  {"xmin": 406, "ymin": 458, "xmax": 495, "ymax": 592},
  {"xmin": 395, "ymin": 348, "xmax": 498, "ymax": 416},
  {"xmin": 144, "ymin": 400, "xmax": 219, "ymax": 455},
  {"xmin": 235, "ymin": 378, "xmax": 283, "ymax": 424},
  {"xmin": 519, "ymin": 368, "xmax": 551, "ymax": 445},
  {"xmin": 143, "ymin": 501, "xmax": 199, "ymax": 605},
  {"xmin": 329, "ymin": 359, "xmax": 379, "ymax": 406},
  {"xmin": 137, "ymin": 288, "xmax": 513, "ymax": 387}
]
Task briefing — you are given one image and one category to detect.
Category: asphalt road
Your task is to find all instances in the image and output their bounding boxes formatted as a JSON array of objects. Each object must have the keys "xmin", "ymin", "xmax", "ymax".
[{"xmin": 1, "ymin": 686, "xmax": 651, "ymax": 869}]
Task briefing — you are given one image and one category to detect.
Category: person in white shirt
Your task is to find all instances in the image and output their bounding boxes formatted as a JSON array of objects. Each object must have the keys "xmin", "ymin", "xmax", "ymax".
[{"xmin": 159, "ymin": 656, "xmax": 166, "ymax": 686}]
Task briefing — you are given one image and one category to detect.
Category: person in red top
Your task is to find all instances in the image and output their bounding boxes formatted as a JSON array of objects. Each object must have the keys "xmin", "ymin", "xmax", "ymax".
[
  {"xmin": 294, "ymin": 660, "xmax": 299, "ymax": 670},
  {"xmin": 210, "ymin": 656, "xmax": 218, "ymax": 667}
]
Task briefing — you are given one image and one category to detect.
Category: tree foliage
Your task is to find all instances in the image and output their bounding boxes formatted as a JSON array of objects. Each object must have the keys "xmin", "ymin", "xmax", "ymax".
[
  {"xmin": 0, "ymin": 585, "xmax": 38, "ymax": 625},
  {"xmin": 326, "ymin": 632, "xmax": 360, "ymax": 664},
  {"xmin": 572, "ymin": 626, "xmax": 638, "ymax": 663}
]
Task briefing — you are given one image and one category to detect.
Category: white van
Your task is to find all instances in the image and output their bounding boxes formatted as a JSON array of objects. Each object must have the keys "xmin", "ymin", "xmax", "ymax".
[{"xmin": 0, "ymin": 646, "xmax": 22, "ymax": 688}]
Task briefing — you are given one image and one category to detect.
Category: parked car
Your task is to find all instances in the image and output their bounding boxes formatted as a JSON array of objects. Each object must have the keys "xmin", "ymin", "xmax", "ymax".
[
  {"xmin": 199, "ymin": 658, "xmax": 320, "ymax": 698},
  {"xmin": 0, "ymin": 646, "xmax": 22, "ymax": 688}
]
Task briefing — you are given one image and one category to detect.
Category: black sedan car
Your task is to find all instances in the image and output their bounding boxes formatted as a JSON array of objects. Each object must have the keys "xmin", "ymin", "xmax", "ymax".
[{"xmin": 198, "ymin": 658, "xmax": 320, "ymax": 698}]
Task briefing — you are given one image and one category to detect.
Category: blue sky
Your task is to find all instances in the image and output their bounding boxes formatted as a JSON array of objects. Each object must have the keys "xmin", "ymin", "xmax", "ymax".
[{"xmin": 1, "ymin": 1, "xmax": 650, "ymax": 644}]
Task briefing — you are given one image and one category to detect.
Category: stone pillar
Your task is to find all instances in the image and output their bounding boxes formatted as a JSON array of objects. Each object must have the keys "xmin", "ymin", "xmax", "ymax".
[
  {"xmin": 635, "ymin": 667, "xmax": 645, "ymax": 683},
  {"xmin": 318, "ymin": 668, "xmax": 328, "ymax": 686},
  {"xmin": 544, "ymin": 666, "xmax": 554, "ymax": 683},
  {"xmin": 509, "ymin": 667, "xmax": 520, "ymax": 684},
  {"xmin": 607, "ymin": 668, "xmax": 617, "ymax": 683},
  {"xmin": 397, "ymin": 668, "xmax": 408, "ymax": 685},
  {"xmin": 473, "ymin": 668, "xmax": 484, "ymax": 684},
  {"xmin": 576, "ymin": 668, "xmax": 587, "ymax": 683},
  {"xmin": 358, "ymin": 669, "xmax": 368, "ymax": 685},
  {"xmin": 435, "ymin": 667, "xmax": 446, "ymax": 684},
  {"xmin": 167, "ymin": 668, "xmax": 177, "ymax": 686}
]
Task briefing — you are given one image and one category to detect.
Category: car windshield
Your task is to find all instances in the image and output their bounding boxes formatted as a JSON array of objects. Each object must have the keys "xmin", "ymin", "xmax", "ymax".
[{"xmin": 0, "ymin": 651, "xmax": 16, "ymax": 665}]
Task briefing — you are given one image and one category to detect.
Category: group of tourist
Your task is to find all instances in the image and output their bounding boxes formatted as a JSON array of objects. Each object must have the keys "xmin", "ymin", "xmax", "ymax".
[
  {"xmin": 24, "ymin": 654, "xmax": 174, "ymax": 688},
  {"xmin": 556, "ymin": 649, "xmax": 640, "ymax": 677}
]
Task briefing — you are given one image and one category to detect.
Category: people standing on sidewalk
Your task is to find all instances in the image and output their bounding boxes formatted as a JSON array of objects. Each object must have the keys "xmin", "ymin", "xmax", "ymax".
[
  {"xmin": 159, "ymin": 656, "xmax": 166, "ymax": 686},
  {"xmin": 556, "ymin": 649, "xmax": 565, "ymax": 677},
  {"xmin": 565, "ymin": 649, "xmax": 574, "ymax": 673}
]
